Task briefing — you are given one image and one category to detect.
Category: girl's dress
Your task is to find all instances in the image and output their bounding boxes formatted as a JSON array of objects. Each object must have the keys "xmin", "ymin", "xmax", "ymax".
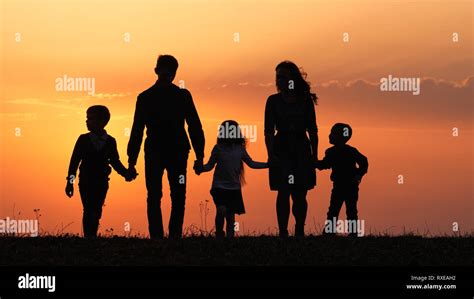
[{"xmin": 204, "ymin": 143, "xmax": 267, "ymax": 214}]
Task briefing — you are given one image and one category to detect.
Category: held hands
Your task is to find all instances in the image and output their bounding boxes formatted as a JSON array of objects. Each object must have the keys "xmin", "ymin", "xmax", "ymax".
[
  {"xmin": 314, "ymin": 160, "xmax": 323, "ymax": 170},
  {"xmin": 193, "ymin": 159, "xmax": 203, "ymax": 175},
  {"xmin": 125, "ymin": 165, "xmax": 139, "ymax": 182}
]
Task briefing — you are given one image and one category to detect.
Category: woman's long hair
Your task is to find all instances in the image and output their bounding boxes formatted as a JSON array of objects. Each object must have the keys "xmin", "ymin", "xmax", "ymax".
[
  {"xmin": 276, "ymin": 60, "xmax": 318, "ymax": 104},
  {"xmin": 217, "ymin": 120, "xmax": 247, "ymax": 185}
]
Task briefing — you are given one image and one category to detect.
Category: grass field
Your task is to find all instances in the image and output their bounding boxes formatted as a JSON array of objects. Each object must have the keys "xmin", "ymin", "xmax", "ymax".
[{"xmin": 0, "ymin": 235, "xmax": 472, "ymax": 266}]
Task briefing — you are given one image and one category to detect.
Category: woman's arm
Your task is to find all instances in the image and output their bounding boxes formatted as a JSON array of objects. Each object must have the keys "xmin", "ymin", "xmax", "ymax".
[
  {"xmin": 264, "ymin": 96, "xmax": 277, "ymax": 160},
  {"xmin": 306, "ymin": 99, "xmax": 318, "ymax": 161}
]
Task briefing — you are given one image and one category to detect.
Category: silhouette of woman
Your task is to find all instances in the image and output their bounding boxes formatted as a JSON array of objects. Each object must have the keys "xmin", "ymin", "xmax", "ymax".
[{"xmin": 264, "ymin": 61, "xmax": 318, "ymax": 237}]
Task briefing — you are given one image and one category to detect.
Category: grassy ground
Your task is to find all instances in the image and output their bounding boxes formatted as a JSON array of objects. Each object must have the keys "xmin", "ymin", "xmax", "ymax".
[{"xmin": 0, "ymin": 235, "xmax": 472, "ymax": 266}]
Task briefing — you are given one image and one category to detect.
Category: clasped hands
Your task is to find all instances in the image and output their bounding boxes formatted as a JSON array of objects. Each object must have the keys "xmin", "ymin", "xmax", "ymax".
[
  {"xmin": 125, "ymin": 165, "xmax": 139, "ymax": 182},
  {"xmin": 193, "ymin": 158, "xmax": 203, "ymax": 175}
]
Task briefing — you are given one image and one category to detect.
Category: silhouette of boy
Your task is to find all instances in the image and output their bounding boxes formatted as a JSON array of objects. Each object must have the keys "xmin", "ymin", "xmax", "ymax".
[
  {"xmin": 316, "ymin": 123, "xmax": 368, "ymax": 236},
  {"xmin": 65, "ymin": 105, "xmax": 137, "ymax": 237}
]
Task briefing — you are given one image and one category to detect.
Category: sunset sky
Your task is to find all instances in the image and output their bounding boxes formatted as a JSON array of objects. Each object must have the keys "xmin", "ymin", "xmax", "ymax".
[{"xmin": 0, "ymin": 0, "xmax": 472, "ymax": 236}]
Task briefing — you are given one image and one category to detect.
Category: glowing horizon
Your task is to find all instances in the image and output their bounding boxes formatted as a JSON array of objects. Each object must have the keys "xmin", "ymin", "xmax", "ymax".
[{"xmin": 0, "ymin": 0, "xmax": 472, "ymax": 236}]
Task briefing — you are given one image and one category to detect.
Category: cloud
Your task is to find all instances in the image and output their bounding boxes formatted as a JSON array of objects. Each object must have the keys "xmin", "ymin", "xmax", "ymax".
[
  {"xmin": 0, "ymin": 112, "xmax": 38, "ymax": 121},
  {"xmin": 4, "ymin": 98, "xmax": 81, "ymax": 111},
  {"xmin": 312, "ymin": 76, "xmax": 474, "ymax": 128},
  {"xmin": 91, "ymin": 92, "xmax": 132, "ymax": 99},
  {"xmin": 4, "ymin": 92, "xmax": 135, "ymax": 111},
  {"xmin": 196, "ymin": 76, "xmax": 473, "ymax": 129}
]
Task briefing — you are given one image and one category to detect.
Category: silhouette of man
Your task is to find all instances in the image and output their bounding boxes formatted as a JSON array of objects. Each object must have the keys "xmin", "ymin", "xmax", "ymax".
[{"xmin": 127, "ymin": 55, "xmax": 205, "ymax": 239}]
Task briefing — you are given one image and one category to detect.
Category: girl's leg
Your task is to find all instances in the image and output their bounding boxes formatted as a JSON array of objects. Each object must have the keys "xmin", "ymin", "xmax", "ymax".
[
  {"xmin": 276, "ymin": 190, "xmax": 291, "ymax": 237},
  {"xmin": 291, "ymin": 189, "xmax": 308, "ymax": 237},
  {"xmin": 225, "ymin": 212, "xmax": 235, "ymax": 238},
  {"xmin": 215, "ymin": 205, "xmax": 226, "ymax": 238}
]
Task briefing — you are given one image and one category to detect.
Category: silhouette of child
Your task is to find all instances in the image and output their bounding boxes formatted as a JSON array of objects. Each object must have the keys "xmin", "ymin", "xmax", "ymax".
[
  {"xmin": 194, "ymin": 120, "xmax": 268, "ymax": 238},
  {"xmin": 315, "ymin": 123, "xmax": 368, "ymax": 236},
  {"xmin": 65, "ymin": 105, "xmax": 137, "ymax": 237}
]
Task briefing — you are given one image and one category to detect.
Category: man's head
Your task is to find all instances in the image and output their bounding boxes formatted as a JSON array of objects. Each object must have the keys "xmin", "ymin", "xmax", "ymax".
[
  {"xmin": 329, "ymin": 123, "xmax": 352, "ymax": 145},
  {"xmin": 154, "ymin": 55, "xmax": 178, "ymax": 84},
  {"xmin": 86, "ymin": 105, "xmax": 110, "ymax": 133}
]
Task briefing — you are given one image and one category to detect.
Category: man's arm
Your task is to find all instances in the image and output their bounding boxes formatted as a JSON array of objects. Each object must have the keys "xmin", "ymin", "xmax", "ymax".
[
  {"xmin": 183, "ymin": 89, "xmax": 205, "ymax": 160},
  {"xmin": 127, "ymin": 95, "xmax": 145, "ymax": 167}
]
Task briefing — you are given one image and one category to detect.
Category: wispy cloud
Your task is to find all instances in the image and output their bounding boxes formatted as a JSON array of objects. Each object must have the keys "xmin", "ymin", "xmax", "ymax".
[
  {"xmin": 91, "ymin": 92, "xmax": 132, "ymax": 99},
  {"xmin": 0, "ymin": 112, "xmax": 38, "ymax": 121},
  {"xmin": 4, "ymin": 98, "xmax": 81, "ymax": 111}
]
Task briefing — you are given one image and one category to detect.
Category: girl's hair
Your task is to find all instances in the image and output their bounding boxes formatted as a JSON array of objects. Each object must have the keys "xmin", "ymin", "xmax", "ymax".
[
  {"xmin": 275, "ymin": 60, "xmax": 318, "ymax": 104},
  {"xmin": 217, "ymin": 120, "xmax": 247, "ymax": 185}
]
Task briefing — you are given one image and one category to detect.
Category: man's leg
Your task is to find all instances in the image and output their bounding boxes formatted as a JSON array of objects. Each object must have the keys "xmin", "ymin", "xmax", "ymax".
[
  {"xmin": 167, "ymin": 152, "xmax": 188, "ymax": 238},
  {"xmin": 145, "ymin": 154, "xmax": 165, "ymax": 239}
]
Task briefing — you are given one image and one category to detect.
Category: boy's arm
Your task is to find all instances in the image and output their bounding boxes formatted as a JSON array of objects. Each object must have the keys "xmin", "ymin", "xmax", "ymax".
[
  {"xmin": 67, "ymin": 136, "xmax": 83, "ymax": 182},
  {"xmin": 109, "ymin": 138, "xmax": 129, "ymax": 178},
  {"xmin": 355, "ymin": 149, "xmax": 368, "ymax": 177},
  {"xmin": 316, "ymin": 149, "xmax": 332, "ymax": 170},
  {"xmin": 242, "ymin": 148, "xmax": 268, "ymax": 169},
  {"xmin": 66, "ymin": 136, "xmax": 83, "ymax": 197}
]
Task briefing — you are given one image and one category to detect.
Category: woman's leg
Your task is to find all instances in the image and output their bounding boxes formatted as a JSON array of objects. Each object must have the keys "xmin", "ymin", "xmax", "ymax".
[
  {"xmin": 215, "ymin": 205, "xmax": 226, "ymax": 238},
  {"xmin": 276, "ymin": 190, "xmax": 291, "ymax": 237},
  {"xmin": 291, "ymin": 189, "xmax": 308, "ymax": 237}
]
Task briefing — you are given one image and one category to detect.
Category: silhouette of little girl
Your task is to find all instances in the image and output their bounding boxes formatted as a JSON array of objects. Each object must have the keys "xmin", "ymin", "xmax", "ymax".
[{"xmin": 194, "ymin": 120, "xmax": 268, "ymax": 238}]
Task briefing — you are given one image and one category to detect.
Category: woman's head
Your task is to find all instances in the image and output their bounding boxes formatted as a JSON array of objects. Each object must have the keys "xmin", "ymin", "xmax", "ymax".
[{"xmin": 275, "ymin": 61, "xmax": 317, "ymax": 104}]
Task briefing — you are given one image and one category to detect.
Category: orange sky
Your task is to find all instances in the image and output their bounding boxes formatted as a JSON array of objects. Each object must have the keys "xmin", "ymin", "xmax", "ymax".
[{"xmin": 0, "ymin": 0, "xmax": 472, "ymax": 236}]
